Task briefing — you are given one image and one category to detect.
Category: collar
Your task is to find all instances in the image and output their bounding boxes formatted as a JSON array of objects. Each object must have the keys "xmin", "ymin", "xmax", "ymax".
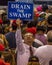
[{"xmin": 24, "ymin": 44, "xmax": 33, "ymax": 50}]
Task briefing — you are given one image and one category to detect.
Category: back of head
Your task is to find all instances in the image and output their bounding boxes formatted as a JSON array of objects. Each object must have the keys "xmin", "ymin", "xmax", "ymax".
[
  {"xmin": 42, "ymin": 4, "xmax": 48, "ymax": 12},
  {"xmin": 36, "ymin": 25, "xmax": 46, "ymax": 33},
  {"xmin": 12, "ymin": 20, "xmax": 17, "ymax": 30},
  {"xmin": 47, "ymin": 30, "xmax": 52, "ymax": 43},
  {"xmin": 27, "ymin": 21, "xmax": 38, "ymax": 27}
]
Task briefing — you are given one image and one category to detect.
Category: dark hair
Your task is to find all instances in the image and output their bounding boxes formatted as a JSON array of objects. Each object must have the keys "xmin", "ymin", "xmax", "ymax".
[
  {"xmin": 49, "ymin": 60, "xmax": 52, "ymax": 65},
  {"xmin": 1, "ymin": 13, "xmax": 7, "ymax": 21},
  {"xmin": 42, "ymin": 4, "xmax": 48, "ymax": 12},
  {"xmin": 4, "ymin": 54, "xmax": 12, "ymax": 62},
  {"xmin": 0, "ymin": 25, "xmax": 3, "ymax": 33},
  {"xmin": 48, "ymin": 38, "xmax": 52, "ymax": 42},
  {"xmin": 12, "ymin": 22, "xmax": 17, "ymax": 30},
  {"xmin": 3, "ymin": 19, "xmax": 10, "ymax": 25},
  {"xmin": 36, "ymin": 25, "xmax": 46, "ymax": 32},
  {"xmin": 1, "ymin": 13, "xmax": 7, "ymax": 19},
  {"xmin": 27, "ymin": 21, "xmax": 38, "ymax": 28},
  {"xmin": 22, "ymin": 20, "xmax": 29, "ymax": 24},
  {"xmin": 47, "ymin": 15, "xmax": 52, "ymax": 25}
]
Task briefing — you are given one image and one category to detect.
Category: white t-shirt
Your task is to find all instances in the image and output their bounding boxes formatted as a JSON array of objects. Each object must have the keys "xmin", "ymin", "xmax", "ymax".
[{"xmin": 35, "ymin": 45, "xmax": 52, "ymax": 65}]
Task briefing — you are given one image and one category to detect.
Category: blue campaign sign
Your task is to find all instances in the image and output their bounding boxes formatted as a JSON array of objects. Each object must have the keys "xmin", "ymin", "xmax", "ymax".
[{"xmin": 8, "ymin": 1, "xmax": 33, "ymax": 20}]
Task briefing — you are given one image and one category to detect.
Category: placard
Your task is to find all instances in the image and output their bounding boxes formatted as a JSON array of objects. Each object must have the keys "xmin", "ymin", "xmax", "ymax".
[{"xmin": 8, "ymin": 1, "xmax": 33, "ymax": 20}]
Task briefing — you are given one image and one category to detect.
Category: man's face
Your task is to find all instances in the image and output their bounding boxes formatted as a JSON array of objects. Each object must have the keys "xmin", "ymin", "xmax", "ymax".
[{"xmin": 24, "ymin": 33, "xmax": 34, "ymax": 46}]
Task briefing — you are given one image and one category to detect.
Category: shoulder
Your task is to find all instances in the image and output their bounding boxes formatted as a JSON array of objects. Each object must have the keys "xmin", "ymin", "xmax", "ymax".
[
  {"xmin": 35, "ymin": 45, "xmax": 47, "ymax": 55},
  {"xmin": 36, "ymin": 45, "xmax": 47, "ymax": 51},
  {"xmin": 33, "ymin": 41, "xmax": 42, "ymax": 48},
  {"xmin": 5, "ymin": 32, "xmax": 13, "ymax": 36},
  {"xmin": 5, "ymin": 32, "xmax": 10, "ymax": 36}
]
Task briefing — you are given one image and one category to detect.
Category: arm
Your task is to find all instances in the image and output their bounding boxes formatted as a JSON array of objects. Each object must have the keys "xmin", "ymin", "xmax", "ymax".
[{"xmin": 15, "ymin": 19, "xmax": 25, "ymax": 54}]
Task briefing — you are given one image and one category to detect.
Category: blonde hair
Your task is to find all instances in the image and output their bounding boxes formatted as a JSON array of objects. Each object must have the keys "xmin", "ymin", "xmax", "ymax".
[{"xmin": 0, "ymin": 38, "xmax": 4, "ymax": 44}]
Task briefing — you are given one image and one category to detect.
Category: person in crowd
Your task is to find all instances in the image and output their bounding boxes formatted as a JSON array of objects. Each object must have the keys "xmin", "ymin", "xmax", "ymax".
[
  {"xmin": 0, "ymin": 25, "xmax": 9, "ymax": 48},
  {"xmin": 35, "ymin": 25, "xmax": 47, "ymax": 45},
  {"xmin": 5, "ymin": 20, "xmax": 17, "ymax": 65},
  {"xmin": 5, "ymin": 20, "xmax": 17, "ymax": 49},
  {"xmin": 1, "ymin": 13, "xmax": 10, "ymax": 34},
  {"xmin": 35, "ymin": 30, "xmax": 52, "ymax": 65},
  {"xmin": 0, "ymin": 52, "xmax": 10, "ymax": 65},
  {"xmin": 20, "ymin": 20, "xmax": 41, "ymax": 48},
  {"xmin": 42, "ymin": 4, "xmax": 49, "ymax": 13},
  {"xmin": 15, "ymin": 19, "xmax": 40, "ymax": 65},
  {"xmin": 25, "ymin": 26, "xmax": 42, "ymax": 47}
]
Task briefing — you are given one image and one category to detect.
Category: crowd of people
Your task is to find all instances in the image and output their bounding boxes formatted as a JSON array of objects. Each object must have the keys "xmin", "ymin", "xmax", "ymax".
[{"xmin": 0, "ymin": 3, "xmax": 52, "ymax": 65}]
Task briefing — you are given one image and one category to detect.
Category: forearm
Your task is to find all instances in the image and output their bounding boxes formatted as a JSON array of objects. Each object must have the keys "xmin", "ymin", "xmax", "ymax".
[{"xmin": 15, "ymin": 28, "xmax": 25, "ymax": 54}]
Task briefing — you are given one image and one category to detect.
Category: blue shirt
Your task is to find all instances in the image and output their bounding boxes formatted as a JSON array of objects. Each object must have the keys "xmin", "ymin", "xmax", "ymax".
[{"xmin": 5, "ymin": 32, "xmax": 16, "ymax": 49}]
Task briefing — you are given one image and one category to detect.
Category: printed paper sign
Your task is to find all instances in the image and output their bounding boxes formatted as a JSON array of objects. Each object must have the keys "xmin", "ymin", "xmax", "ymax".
[{"xmin": 8, "ymin": 1, "xmax": 33, "ymax": 20}]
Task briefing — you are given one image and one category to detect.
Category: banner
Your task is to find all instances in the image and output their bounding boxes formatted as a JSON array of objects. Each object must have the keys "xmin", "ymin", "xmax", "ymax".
[{"xmin": 8, "ymin": 1, "xmax": 33, "ymax": 20}]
